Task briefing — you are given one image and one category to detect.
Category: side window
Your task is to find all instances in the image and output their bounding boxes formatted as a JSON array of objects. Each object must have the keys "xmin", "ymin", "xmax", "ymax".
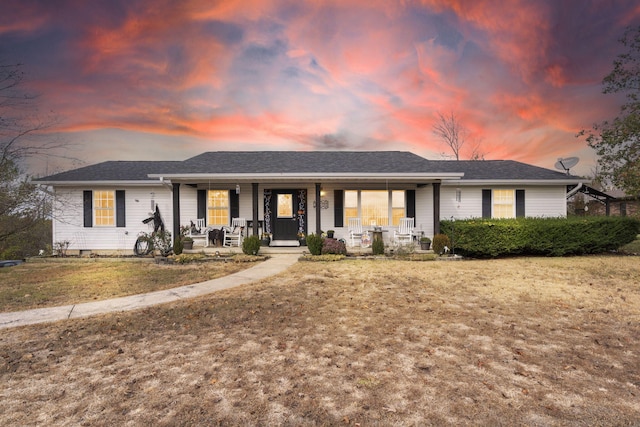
[
  {"xmin": 493, "ymin": 189, "xmax": 515, "ymax": 218},
  {"xmin": 94, "ymin": 190, "xmax": 115, "ymax": 226}
]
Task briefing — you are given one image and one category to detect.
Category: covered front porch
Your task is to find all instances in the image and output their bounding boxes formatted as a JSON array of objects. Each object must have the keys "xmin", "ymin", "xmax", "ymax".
[{"xmin": 169, "ymin": 180, "xmax": 449, "ymax": 248}]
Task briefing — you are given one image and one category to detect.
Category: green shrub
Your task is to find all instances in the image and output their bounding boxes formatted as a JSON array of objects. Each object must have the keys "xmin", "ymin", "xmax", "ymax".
[
  {"xmin": 372, "ymin": 238, "xmax": 385, "ymax": 255},
  {"xmin": 440, "ymin": 217, "xmax": 640, "ymax": 258},
  {"xmin": 242, "ymin": 235, "xmax": 261, "ymax": 255},
  {"xmin": 432, "ymin": 233, "xmax": 451, "ymax": 255},
  {"xmin": 306, "ymin": 233, "xmax": 324, "ymax": 255},
  {"xmin": 173, "ymin": 236, "xmax": 184, "ymax": 255},
  {"xmin": 322, "ymin": 238, "xmax": 347, "ymax": 255}
]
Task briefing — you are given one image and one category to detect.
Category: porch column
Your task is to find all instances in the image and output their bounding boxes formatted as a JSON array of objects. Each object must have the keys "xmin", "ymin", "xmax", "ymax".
[
  {"xmin": 315, "ymin": 183, "xmax": 322, "ymax": 234},
  {"xmin": 172, "ymin": 183, "xmax": 181, "ymax": 243},
  {"xmin": 252, "ymin": 183, "xmax": 259, "ymax": 236},
  {"xmin": 433, "ymin": 182, "xmax": 440, "ymax": 235}
]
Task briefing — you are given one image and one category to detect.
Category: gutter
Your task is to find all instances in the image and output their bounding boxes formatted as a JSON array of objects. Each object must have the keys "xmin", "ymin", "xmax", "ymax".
[
  {"xmin": 565, "ymin": 182, "xmax": 583, "ymax": 199},
  {"xmin": 159, "ymin": 177, "xmax": 173, "ymax": 190}
]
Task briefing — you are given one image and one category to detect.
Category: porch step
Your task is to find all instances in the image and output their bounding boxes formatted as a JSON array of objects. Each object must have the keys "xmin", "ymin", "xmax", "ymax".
[{"xmin": 269, "ymin": 240, "xmax": 300, "ymax": 247}]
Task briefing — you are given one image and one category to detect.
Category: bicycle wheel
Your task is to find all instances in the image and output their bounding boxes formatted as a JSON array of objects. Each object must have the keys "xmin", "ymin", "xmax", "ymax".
[{"xmin": 134, "ymin": 236, "xmax": 152, "ymax": 256}]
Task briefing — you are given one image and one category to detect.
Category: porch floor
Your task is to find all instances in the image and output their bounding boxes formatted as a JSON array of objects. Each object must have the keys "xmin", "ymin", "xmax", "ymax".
[{"xmin": 185, "ymin": 244, "xmax": 432, "ymax": 256}]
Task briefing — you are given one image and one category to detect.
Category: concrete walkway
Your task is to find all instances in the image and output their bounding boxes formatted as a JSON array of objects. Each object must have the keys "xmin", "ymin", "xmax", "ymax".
[{"xmin": 0, "ymin": 254, "xmax": 299, "ymax": 330}]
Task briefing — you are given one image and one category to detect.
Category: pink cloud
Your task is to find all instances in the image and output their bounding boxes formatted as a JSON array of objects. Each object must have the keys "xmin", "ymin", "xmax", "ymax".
[{"xmin": 2, "ymin": 0, "xmax": 638, "ymax": 176}]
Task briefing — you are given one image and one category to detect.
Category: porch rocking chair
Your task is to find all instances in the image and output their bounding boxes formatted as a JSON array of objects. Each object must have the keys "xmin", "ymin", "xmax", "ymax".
[
  {"xmin": 188, "ymin": 218, "xmax": 209, "ymax": 247},
  {"xmin": 347, "ymin": 217, "xmax": 363, "ymax": 247},
  {"xmin": 224, "ymin": 218, "xmax": 246, "ymax": 247},
  {"xmin": 394, "ymin": 217, "xmax": 415, "ymax": 246}
]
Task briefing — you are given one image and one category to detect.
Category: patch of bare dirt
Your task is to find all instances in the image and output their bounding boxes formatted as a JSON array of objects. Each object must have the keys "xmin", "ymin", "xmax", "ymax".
[{"xmin": 1, "ymin": 256, "xmax": 639, "ymax": 425}]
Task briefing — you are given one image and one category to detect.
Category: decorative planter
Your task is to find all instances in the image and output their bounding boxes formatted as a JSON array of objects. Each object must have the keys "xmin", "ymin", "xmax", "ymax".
[
  {"xmin": 298, "ymin": 238, "xmax": 307, "ymax": 246},
  {"xmin": 260, "ymin": 238, "xmax": 271, "ymax": 247},
  {"xmin": 326, "ymin": 231, "xmax": 334, "ymax": 238},
  {"xmin": 183, "ymin": 240, "xmax": 194, "ymax": 250},
  {"xmin": 420, "ymin": 242, "xmax": 431, "ymax": 250}
]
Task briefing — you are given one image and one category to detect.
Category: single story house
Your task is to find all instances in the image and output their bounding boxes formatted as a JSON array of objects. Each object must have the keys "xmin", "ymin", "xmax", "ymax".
[{"xmin": 34, "ymin": 151, "xmax": 585, "ymax": 254}]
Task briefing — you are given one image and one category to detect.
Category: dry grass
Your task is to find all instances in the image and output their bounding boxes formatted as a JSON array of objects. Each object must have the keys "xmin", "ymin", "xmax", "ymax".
[
  {"xmin": 0, "ymin": 257, "xmax": 259, "ymax": 313},
  {"xmin": 1, "ymin": 256, "xmax": 639, "ymax": 425}
]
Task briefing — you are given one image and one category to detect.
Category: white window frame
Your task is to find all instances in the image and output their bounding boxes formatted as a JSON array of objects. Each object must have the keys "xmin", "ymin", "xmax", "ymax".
[
  {"xmin": 493, "ymin": 189, "xmax": 516, "ymax": 219},
  {"xmin": 344, "ymin": 190, "xmax": 406, "ymax": 226},
  {"xmin": 94, "ymin": 190, "xmax": 115, "ymax": 227}
]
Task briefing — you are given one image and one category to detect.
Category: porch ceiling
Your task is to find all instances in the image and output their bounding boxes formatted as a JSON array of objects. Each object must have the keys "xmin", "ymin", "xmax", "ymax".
[{"xmin": 149, "ymin": 172, "xmax": 463, "ymax": 185}]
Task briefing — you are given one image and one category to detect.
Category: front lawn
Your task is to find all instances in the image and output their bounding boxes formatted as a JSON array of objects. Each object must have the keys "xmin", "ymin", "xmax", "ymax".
[
  {"xmin": 0, "ymin": 257, "xmax": 261, "ymax": 312},
  {"xmin": 1, "ymin": 256, "xmax": 639, "ymax": 425}
]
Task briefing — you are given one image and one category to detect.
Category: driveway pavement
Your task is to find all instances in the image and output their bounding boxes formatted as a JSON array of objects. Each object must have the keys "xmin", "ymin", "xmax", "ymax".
[{"xmin": 0, "ymin": 254, "xmax": 299, "ymax": 329}]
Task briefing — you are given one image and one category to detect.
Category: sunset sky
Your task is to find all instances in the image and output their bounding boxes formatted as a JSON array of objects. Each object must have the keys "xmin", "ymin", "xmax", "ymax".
[{"xmin": 2, "ymin": 0, "xmax": 639, "ymax": 177}]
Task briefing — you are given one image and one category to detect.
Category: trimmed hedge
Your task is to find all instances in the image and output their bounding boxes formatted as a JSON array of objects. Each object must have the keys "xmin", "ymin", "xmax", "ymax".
[
  {"xmin": 242, "ymin": 235, "xmax": 261, "ymax": 255},
  {"xmin": 440, "ymin": 217, "xmax": 640, "ymax": 258},
  {"xmin": 306, "ymin": 233, "xmax": 324, "ymax": 255}
]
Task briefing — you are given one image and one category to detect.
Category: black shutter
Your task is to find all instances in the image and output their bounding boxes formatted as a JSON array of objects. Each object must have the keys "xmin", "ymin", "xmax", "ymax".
[
  {"xmin": 230, "ymin": 190, "xmax": 240, "ymax": 221},
  {"xmin": 482, "ymin": 189, "xmax": 492, "ymax": 218},
  {"xmin": 515, "ymin": 190, "xmax": 525, "ymax": 218},
  {"xmin": 116, "ymin": 190, "xmax": 126, "ymax": 227},
  {"xmin": 83, "ymin": 190, "xmax": 93, "ymax": 227},
  {"xmin": 406, "ymin": 190, "xmax": 416, "ymax": 218},
  {"xmin": 197, "ymin": 190, "xmax": 207, "ymax": 223},
  {"xmin": 334, "ymin": 190, "xmax": 344, "ymax": 227}
]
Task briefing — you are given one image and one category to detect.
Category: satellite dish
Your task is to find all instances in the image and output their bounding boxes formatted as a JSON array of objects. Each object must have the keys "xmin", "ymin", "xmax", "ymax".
[{"xmin": 554, "ymin": 157, "xmax": 579, "ymax": 175}]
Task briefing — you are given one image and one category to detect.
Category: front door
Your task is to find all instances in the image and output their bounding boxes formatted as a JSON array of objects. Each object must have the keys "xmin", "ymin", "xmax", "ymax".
[{"xmin": 272, "ymin": 190, "xmax": 300, "ymax": 241}]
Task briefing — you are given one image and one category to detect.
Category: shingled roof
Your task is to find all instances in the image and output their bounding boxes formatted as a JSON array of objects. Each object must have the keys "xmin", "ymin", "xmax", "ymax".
[
  {"xmin": 34, "ymin": 161, "xmax": 183, "ymax": 182},
  {"xmin": 428, "ymin": 160, "xmax": 576, "ymax": 181},
  {"xmin": 34, "ymin": 151, "xmax": 578, "ymax": 183},
  {"xmin": 181, "ymin": 151, "xmax": 433, "ymax": 173}
]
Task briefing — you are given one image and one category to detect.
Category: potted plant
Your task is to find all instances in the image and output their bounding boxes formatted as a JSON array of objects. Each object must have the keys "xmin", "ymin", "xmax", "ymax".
[
  {"xmin": 326, "ymin": 230, "xmax": 335, "ymax": 238},
  {"xmin": 297, "ymin": 232, "xmax": 307, "ymax": 246},
  {"xmin": 260, "ymin": 233, "xmax": 271, "ymax": 247},
  {"xmin": 182, "ymin": 236, "xmax": 194, "ymax": 250},
  {"xmin": 419, "ymin": 236, "xmax": 431, "ymax": 250}
]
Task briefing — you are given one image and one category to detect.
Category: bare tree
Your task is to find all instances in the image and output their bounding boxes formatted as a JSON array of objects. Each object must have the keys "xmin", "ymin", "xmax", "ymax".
[
  {"xmin": 469, "ymin": 137, "xmax": 486, "ymax": 160},
  {"xmin": 432, "ymin": 111, "xmax": 466, "ymax": 160},
  {"xmin": 0, "ymin": 62, "xmax": 67, "ymax": 257}
]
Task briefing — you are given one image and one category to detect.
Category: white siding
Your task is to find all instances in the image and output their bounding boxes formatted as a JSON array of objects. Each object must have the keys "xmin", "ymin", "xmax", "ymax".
[
  {"xmin": 440, "ymin": 186, "xmax": 484, "ymax": 219},
  {"xmin": 52, "ymin": 186, "xmax": 172, "ymax": 253},
  {"xmin": 180, "ymin": 185, "xmax": 198, "ymax": 226},
  {"xmin": 441, "ymin": 185, "xmax": 568, "ymax": 219},
  {"xmin": 414, "ymin": 185, "xmax": 433, "ymax": 238},
  {"xmin": 522, "ymin": 186, "xmax": 567, "ymax": 217}
]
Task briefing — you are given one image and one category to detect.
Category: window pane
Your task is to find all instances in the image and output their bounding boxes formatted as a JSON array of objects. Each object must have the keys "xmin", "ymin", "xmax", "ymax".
[
  {"xmin": 493, "ymin": 189, "xmax": 514, "ymax": 219},
  {"xmin": 391, "ymin": 191, "xmax": 405, "ymax": 226},
  {"xmin": 345, "ymin": 190, "xmax": 358, "ymax": 209},
  {"xmin": 277, "ymin": 193, "xmax": 293, "ymax": 218},
  {"xmin": 345, "ymin": 208, "xmax": 358, "ymax": 221},
  {"xmin": 361, "ymin": 190, "xmax": 389, "ymax": 226},
  {"xmin": 94, "ymin": 190, "xmax": 114, "ymax": 226},
  {"xmin": 207, "ymin": 190, "xmax": 229, "ymax": 225}
]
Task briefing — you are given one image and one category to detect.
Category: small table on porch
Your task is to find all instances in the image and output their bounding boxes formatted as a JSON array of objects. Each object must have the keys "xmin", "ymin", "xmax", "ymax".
[
  {"xmin": 246, "ymin": 219, "xmax": 264, "ymax": 237},
  {"xmin": 368, "ymin": 229, "xmax": 388, "ymax": 243}
]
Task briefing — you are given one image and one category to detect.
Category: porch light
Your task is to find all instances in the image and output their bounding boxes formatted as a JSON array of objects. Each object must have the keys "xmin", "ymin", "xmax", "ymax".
[
  {"xmin": 236, "ymin": 184, "xmax": 240, "ymax": 195},
  {"xmin": 455, "ymin": 188, "xmax": 461, "ymax": 203}
]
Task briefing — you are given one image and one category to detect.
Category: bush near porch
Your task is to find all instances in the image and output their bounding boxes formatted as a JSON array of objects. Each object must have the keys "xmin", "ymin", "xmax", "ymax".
[{"xmin": 440, "ymin": 217, "xmax": 640, "ymax": 258}]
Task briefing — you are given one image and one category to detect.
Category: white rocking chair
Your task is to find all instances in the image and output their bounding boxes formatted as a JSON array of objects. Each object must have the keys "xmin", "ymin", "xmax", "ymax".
[
  {"xmin": 188, "ymin": 218, "xmax": 209, "ymax": 247},
  {"xmin": 348, "ymin": 217, "xmax": 363, "ymax": 247},
  {"xmin": 224, "ymin": 218, "xmax": 246, "ymax": 247},
  {"xmin": 394, "ymin": 217, "xmax": 414, "ymax": 246}
]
